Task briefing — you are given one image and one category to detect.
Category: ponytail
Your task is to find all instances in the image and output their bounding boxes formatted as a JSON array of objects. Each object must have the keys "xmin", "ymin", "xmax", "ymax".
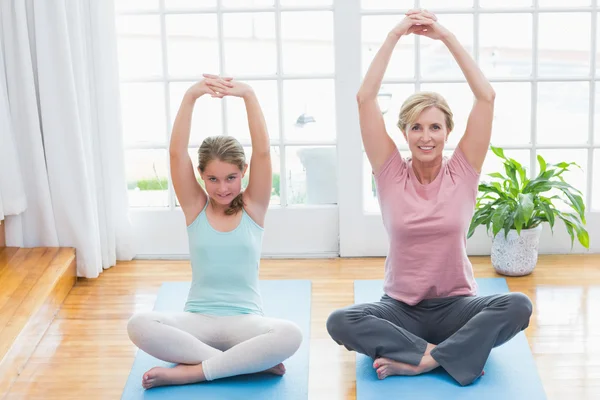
[{"xmin": 225, "ymin": 192, "xmax": 245, "ymax": 215}]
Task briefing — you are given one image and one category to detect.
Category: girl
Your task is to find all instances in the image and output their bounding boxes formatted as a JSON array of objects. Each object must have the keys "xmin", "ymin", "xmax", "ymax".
[{"xmin": 127, "ymin": 74, "xmax": 302, "ymax": 389}]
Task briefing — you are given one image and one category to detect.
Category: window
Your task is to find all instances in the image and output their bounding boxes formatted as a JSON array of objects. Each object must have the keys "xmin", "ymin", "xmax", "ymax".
[
  {"xmin": 360, "ymin": 1, "xmax": 600, "ymax": 213},
  {"xmin": 115, "ymin": 0, "xmax": 336, "ymax": 209}
]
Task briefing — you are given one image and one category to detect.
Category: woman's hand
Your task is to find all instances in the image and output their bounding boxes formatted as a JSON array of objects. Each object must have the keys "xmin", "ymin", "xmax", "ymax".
[
  {"xmin": 185, "ymin": 75, "xmax": 234, "ymax": 100},
  {"xmin": 203, "ymin": 74, "xmax": 255, "ymax": 99},
  {"xmin": 404, "ymin": 9, "xmax": 451, "ymax": 41},
  {"xmin": 389, "ymin": 9, "xmax": 438, "ymax": 38}
]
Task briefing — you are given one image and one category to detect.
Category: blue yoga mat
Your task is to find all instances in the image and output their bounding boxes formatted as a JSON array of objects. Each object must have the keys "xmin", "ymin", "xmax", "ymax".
[
  {"xmin": 355, "ymin": 278, "xmax": 546, "ymax": 400},
  {"xmin": 121, "ymin": 280, "xmax": 311, "ymax": 400}
]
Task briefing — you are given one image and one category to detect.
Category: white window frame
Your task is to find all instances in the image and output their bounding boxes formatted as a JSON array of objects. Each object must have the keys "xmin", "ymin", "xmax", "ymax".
[
  {"xmin": 117, "ymin": 0, "xmax": 341, "ymax": 258},
  {"xmin": 338, "ymin": 0, "xmax": 600, "ymax": 256},
  {"xmin": 117, "ymin": 0, "xmax": 600, "ymax": 258}
]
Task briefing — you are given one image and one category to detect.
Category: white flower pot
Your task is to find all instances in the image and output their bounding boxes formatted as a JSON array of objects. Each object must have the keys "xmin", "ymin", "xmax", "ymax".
[{"xmin": 490, "ymin": 224, "xmax": 542, "ymax": 276}]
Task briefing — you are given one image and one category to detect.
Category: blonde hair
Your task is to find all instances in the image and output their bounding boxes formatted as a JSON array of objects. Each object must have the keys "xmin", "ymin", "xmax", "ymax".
[
  {"xmin": 198, "ymin": 136, "xmax": 246, "ymax": 215},
  {"xmin": 397, "ymin": 91, "xmax": 454, "ymax": 134}
]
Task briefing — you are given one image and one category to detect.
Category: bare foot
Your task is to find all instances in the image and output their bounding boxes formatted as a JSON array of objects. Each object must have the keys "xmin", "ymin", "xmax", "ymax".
[
  {"xmin": 142, "ymin": 364, "xmax": 206, "ymax": 389},
  {"xmin": 262, "ymin": 363, "xmax": 286, "ymax": 376},
  {"xmin": 373, "ymin": 355, "xmax": 440, "ymax": 380}
]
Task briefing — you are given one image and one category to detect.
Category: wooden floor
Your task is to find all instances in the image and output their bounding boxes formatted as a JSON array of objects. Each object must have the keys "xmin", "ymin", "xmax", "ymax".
[{"xmin": 5, "ymin": 255, "xmax": 600, "ymax": 400}]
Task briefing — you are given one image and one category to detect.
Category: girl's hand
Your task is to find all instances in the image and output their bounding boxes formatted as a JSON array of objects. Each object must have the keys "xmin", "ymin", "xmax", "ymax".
[
  {"xmin": 203, "ymin": 74, "xmax": 254, "ymax": 99},
  {"xmin": 389, "ymin": 9, "xmax": 438, "ymax": 38},
  {"xmin": 404, "ymin": 9, "xmax": 451, "ymax": 41},
  {"xmin": 185, "ymin": 75, "xmax": 234, "ymax": 99}
]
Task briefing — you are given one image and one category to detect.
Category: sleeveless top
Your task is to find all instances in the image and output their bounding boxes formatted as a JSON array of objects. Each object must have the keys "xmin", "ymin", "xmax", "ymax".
[{"xmin": 184, "ymin": 201, "xmax": 264, "ymax": 316}]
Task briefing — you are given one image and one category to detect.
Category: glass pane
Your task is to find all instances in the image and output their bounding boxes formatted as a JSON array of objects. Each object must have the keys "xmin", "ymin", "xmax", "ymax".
[
  {"xmin": 120, "ymin": 83, "xmax": 166, "ymax": 146},
  {"xmin": 594, "ymin": 85, "xmax": 600, "ymax": 145},
  {"xmin": 126, "ymin": 149, "xmax": 169, "ymax": 207},
  {"xmin": 490, "ymin": 82, "xmax": 531, "ymax": 146},
  {"xmin": 361, "ymin": 0, "xmax": 413, "ymax": 9},
  {"xmin": 594, "ymin": 150, "xmax": 600, "ymax": 210},
  {"xmin": 480, "ymin": 0, "xmax": 531, "ymax": 6},
  {"xmin": 283, "ymin": 80, "xmax": 335, "ymax": 142},
  {"xmin": 243, "ymin": 146, "xmax": 281, "ymax": 205},
  {"xmin": 420, "ymin": 14, "xmax": 473, "ymax": 79},
  {"xmin": 536, "ymin": 149, "xmax": 588, "ymax": 210},
  {"xmin": 181, "ymin": 146, "xmax": 281, "ymax": 206},
  {"xmin": 362, "ymin": 16, "xmax": 415, "ymax": 79},
  {"xmin": 281, "ymin": 0, "xmax": 332, "ymax": 5},
  {"xmin": 223, "ymin": 13, "xmax": 276, "ymax": 76},
  {"xmin": 537, "ymin": 82, "xmax": 588, "ymax": 145},
  {"xmin": 596, "ymin": 15, "xmax": 600, "ymax": 77},
  {"xmin": 281, "ymin": 12, "xmax": 334, "ymax": 74},
  {"xmin": 287, "ymin": 146, "xmax": 337, "ymax": 205},
  {"xmin": 538, "ymin": 13, "xmax": 591, "ymax": 77},
  {"xmin": 420, "ymin": 0, "xmax": 472, "ymax": 8},
  {"xmin": 164, "ymin": 0, "xmax": 216, "ymax": 8},
  {"xmin": 169, "ymin": 82, "xmax": 223, "ymax": 145},
  {"xmin": 420, "ymin": 82, "xmax": 473, "ymax": 147},
  {"xmin": 116, "ymin": 16, "xmax": 163, "ymax": 79},
  {"xmin": 481, "ymin": 149, "xmax": 531, "ymax": 184},
  {"xmin": 377, "ymin": 84, "xmax": 416, "ymax": 145},
  {"xmin": 226, "ymin": 80, "xmax": 279, "ymax": 142},
  {"xmin": 165, "ymin": 15, "xmax": 219, "ymax": 78},
  {"xmin": 479, "ymin": 14, "xmax": 532, "ymax": 78},
  {"xmin": 115, "ymin": 0, "xmax": 159, "ymax": 12},
  {"xmin": 223, "ymin": 0, "xmax": 274, "ymax": 7},
  {"xmin": 539, "ymin": 0, "xmax": 589, "ymax": 6}
]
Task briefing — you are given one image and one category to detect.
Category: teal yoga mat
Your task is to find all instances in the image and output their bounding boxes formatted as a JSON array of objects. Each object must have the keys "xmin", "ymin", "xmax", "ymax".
[
  {"xmin": 121, "ymin": 280, "xmax": 311, "ymax": 400},
  {"xmin": 355, "ymin": 278, "xmax": 546, "ymax": 400}
]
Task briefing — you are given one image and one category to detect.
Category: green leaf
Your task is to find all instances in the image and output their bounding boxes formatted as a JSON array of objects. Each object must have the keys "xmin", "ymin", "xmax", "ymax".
[
  {"xmin": 559, "ymin": 189, "xmax": 586, "ymax": 223},
  {"xmin": 514, "ymin": 205, "xmax": 524, "ymax": 235},
  {"xmin": 561, "ymin": 218, "xmax": 576, "ymax": 249},
  {"xmin": 478, "ymin": 183, "xmax": 507, "ymax": 199},
  {"xmin": 577, "ymin": 229, "xmax": 590, "ymax": 249},
  {"xmin": 503, "ymin": 212, "xmax": 515, "ymax": 238},
  {"xmin": 518, "ymin": 193, "xmax": 535, "ymax": 225},
  {"xmin": 468, "ymin": 211, "xmax": 492, "ymax": 238},
  {"xmin": 491, "ymin": 146, "xmax": 506, "ymax": 160},
  {"xmin": 504, "ymin": 163, "xmax": 519, "ymax": 190},
  {"xmin": 509, "ymin": 159, "xmax": 527, "ymax": 188},
  {"xmin": 487, "ymin": 172, "xmax": 506, "ymax": 180},
  {"xmin": 491, "ymin": 204, "xmax": 511, "ymax": 237},
  {"xmin": 537, "ymin": 155, "xmax": 546, "ymax": 174},
  {"xmin": 538, "ymin": 201, "xmax": 555, "ymax": 232}
]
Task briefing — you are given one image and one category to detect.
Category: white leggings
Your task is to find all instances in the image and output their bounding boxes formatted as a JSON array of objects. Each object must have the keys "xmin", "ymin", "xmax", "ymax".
[{"xmin": 127, "ymin": 311, "xmax": 303, "ymax": 381}]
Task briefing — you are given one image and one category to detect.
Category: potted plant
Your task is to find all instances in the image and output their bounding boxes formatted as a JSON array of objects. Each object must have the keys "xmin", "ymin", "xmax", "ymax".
[{"xmin": 467, "ymin": 146, "xmax": 589, "ymax": 276}]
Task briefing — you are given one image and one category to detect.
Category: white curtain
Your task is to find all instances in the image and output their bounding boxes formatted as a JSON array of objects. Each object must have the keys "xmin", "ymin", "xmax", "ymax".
[{"xmin": 0, "ymin": 0, "xmax": 136, "ymax": 277}]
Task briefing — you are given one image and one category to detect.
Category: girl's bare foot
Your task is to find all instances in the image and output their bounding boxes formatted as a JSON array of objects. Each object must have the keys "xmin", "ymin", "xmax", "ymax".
[
  {"xmin": 262, "ymin": 363, "xmax": 286, "ymax": 376},
  {"xmin": 142, "ymin": 363, "xmax": 206, "ymax": 389}
]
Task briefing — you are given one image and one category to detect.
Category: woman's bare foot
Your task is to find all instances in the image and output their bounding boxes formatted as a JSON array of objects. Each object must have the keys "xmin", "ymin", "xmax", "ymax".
[
  {"xmin": 262, "ymin": 363, "xmax": 286, "ymax": 376},
  {"xmin": 373, "ymin": 355, "xmax": 440, "ymax": 380},
  {"xmin": 142, "ymin": 363, "xmax": 206, "ymax": 389}
]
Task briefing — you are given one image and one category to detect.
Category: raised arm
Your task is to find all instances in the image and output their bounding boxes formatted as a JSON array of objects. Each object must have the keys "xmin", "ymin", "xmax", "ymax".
[
  {"xmin": 205, "ymin": 75, "xmax": 271, "ymax": 225},
  {"xmin": 170, "ymin": 77, "xmax": 233, "ymax": 224},
  {"xmin": 358, "ymin": 13, "xmax": 433, "ymax": 174},
  {"xmin": 408, "ymin": 10, "xmax": 495, "ymax": 172}
]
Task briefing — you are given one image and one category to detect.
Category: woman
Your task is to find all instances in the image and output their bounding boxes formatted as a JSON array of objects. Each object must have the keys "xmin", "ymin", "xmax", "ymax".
[
  {"xmin": 127, "ymin": 74, "xmax": 302, "ymax": 389},
  {"xmin": 326, "ymin": 10, "xmax": 532, "ymax": 386}
]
